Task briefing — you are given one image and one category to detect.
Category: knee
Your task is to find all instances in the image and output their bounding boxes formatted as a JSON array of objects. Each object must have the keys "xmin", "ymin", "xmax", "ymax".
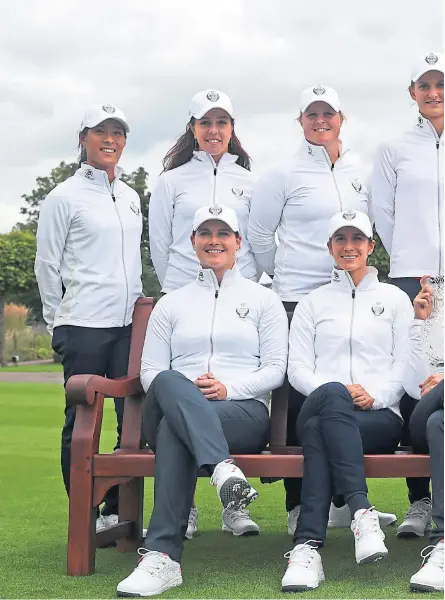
[
  {"xmin": 426, "ymin": 410, "xmax": 444, "ymax": 443},
  {"xmin": 317, "ymin": 382, "xmax": 350, "ymax": 398},
  {"xmin": 152, "ymin": 369, "xmax": 186, "ymax": 392},
  {"xmin": 302, "ymin": 415, "xmax": 321, "ymax": 440}
]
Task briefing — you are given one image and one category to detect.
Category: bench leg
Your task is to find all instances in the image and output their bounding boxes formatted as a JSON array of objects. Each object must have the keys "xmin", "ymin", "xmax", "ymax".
[
  {"xmin": 117, "ymin": 477, "xmax": 144, "ymax": 554},
  {"xmin": 67, "ymin": 477, "xmax": 96, "ymax": 575}
]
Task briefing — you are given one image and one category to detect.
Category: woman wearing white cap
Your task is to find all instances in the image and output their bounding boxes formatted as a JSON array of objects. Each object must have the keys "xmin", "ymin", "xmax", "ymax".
[
  {"xmin": 149, "ymin": 89, "xmax": 259, "ymax": 537},
  {"xmin": 117, "ymin": 204, "xmax": 288, "ymax": 597},
  {"xmin": 371, "ymin": 52, "xmax": 444, "ymax": 537},
  {"xmin": 248, "ymin": 85, "xmax": 371, "ymax": 534},
  {"xmin": 35, "ymin": 104, "xmax": 142, "ymax": 530},
  {"xmin": 281, "ymin": 210, "xmax": 413, "ymax": 592}
]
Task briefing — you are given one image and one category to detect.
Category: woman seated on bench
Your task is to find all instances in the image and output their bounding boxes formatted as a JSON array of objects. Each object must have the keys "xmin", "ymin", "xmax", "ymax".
[
  {"xmin": 281, "ymin": 210, "xmax": 413, "ymax": 592},
  {"xmin": 404, "ymin": 277, "xmax": 444, "ymax": 593},
  {"xmin": 117, "ymin": 204, "xmax": 288, "ymax": 598}
]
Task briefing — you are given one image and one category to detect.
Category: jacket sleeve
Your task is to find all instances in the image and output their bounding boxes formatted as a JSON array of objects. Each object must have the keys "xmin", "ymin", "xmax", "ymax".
[
  {"xmin": 370, "ymin": 144, "xmax": 396, "ymax": 254},
  {"xmin": 369, "ymin": 293, "xmax": 414, "ymax": 409},
  {"xmin": 140, "ymin": 300, "xmax": 172, "ymax": 392},
  {"xmin": 287, "ymin": 296, "xmax": 330, "ymax": 395},
  {"xmin": 149, "ymin": 174, "xmax": 174, "ymax": 286},
  {"xmin": 402, "ymin": 320, "xmax": 430, "ymax": 400},
  {"xmin": 224, "ymin": 293, "xmax": 289, "ymax": 400},
  {"xmin": 247, "ymin": 170, "xmax": 288, "ymax": 277},
  {"xmin": 34, "ymin": 192, "xmax": 72, "ymax": 332}
]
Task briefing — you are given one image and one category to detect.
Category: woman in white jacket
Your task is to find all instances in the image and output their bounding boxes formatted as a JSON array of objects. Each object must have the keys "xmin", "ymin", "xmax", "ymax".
[
  {"xmin": 371, "ymin": 51, "xmax": 444, "ymax": 537},
  {"xmin": 35, "ymin": 104, "xmax": 142, "ymax": 531},
  {"xmin": 281, "ymin": 210, "xmax": 413, "ymax": 592},
  {"xmin": 404, "ymin": 278, "xmax": 443, "ymax": 593},
  {"xmin": 117, "ymin": 205, "xmax": 288, "ymax": 598},
  {"xmin": 248, "ymin": 85, "xmax": 371, "ymax": 534}
]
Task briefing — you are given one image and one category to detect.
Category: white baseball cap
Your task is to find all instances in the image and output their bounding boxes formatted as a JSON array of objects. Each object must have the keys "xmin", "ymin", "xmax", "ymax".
[
  {"xmin": 192, "ymin": 204, "xmax": 239, "ymax": 233},
  {"xmin": 328, "ymin": 210, "xmax": 373, "ymax": 240},
  {"xmin": 80, "ymin": 104, "xmax": 130, "ymax": 133},
  {"xmin": 300, "ymin": 85, "xmax": 341, "ymax": 113},
  {"xmin": 188, "ymin": 89, "xmax": 234, "ymax": 120},
  {"xmin": 411, "ymin": 52, "xmax": 444, "ymax": 83}
]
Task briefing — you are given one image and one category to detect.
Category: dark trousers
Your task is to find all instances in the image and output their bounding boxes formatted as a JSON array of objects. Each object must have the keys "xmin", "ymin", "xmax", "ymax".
[
  {"xmin": 391, "ymin": 277, "xmax": 431, "ymax": 502},
  {"xmin": 52, "ymin": 324, "xmax": 131, "ymax": 515},
  {"xmin": 409, "ymin": 381, "xmax": 444, "ymax": 544},
  {"xmin": 293, "ymin": 382, "xmax": 403, "ymax": 547},
  {"xmin": 142, "ymin": 370, "xmax": 270, "ymax": 563}
]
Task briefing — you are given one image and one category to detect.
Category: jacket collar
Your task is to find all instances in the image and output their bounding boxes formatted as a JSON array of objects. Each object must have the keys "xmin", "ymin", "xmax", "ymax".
[
  {"xmin": 192, "ymin": 151, "xmax": 239, "ymax": 169},
  {"xmin": 196, "ymin": 264, "xmax": 242, "ymax": 288},
  {"xmin": 76, "ymin": 163, "xmax": 124, "ymax": 189},
  {"xmin": 298, "ymin": 139, "xmax": 349, "ymax": 167},
  {"xmin": 414, "ymin": 114, "xmax": 443, "ymax": 141},
  {"xmin": 330, "ymin": 266, "xmax": 379, "ymax": 291}
]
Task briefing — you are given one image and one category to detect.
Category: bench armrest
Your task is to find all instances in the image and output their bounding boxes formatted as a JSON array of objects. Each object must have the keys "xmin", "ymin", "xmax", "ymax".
[{"xmin": 66, "ymin": 374, "xmax": 143, "ymax": 406}]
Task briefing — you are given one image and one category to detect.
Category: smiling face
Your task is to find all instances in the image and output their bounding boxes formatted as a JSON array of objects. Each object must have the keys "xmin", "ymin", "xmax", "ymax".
[
  {"xmin": 191, "ymin": 108, "xmax": 233, "ymax": 162},
  {"xmin": 410, "ymin": 70, "xmax": 444, "ymax": 121},
  {"xmin": 300, "ymin": 101, "xmax": 342, "ymax": 146},
  {"xmin": 328, "ymin": 226, "xmax": 375, "ymax": 282},
  {"xmin": 80, "ymin": 118, "xmax": 126, "ymax": 172},
  {"xmin": 191, "ymin": 219, "xmax": 240, "ymax": 277}
]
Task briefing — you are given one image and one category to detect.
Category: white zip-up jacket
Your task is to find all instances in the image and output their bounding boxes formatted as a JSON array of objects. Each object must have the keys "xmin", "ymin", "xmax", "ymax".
[
  {"xmin": 140, "ymin": 267, "xmax": 288, "ymax": 406},
  {"xmin": 35, "ymin": 164, "xmax": 143, "ymax": 332},
  {"xmin": 371, "ymin": 115, "xmax": 444, "ymax": 278},
  {"xmin": 149, "ymin": 152, "xmax": 258, "ymax": 293},
  {"xmin": 288, "ymin": 267, "xmax": 414, "ymax": 418},
  {"xmin": 248, "ymin": 141, "xmax": 369, "ymax": 301}
]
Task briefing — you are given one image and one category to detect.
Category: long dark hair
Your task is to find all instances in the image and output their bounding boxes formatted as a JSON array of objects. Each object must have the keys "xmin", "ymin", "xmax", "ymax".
[
  {"xmin": 162, "ymin": 117, "xmax": 251, "ymax": 172},
  {"xmin": 77, "ymin": 126, "xmax": 127, "ymax": 168}
]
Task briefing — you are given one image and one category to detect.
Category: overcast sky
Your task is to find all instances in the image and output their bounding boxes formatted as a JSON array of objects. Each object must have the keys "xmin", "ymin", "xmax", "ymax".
[{"xmin": 0, "ymin": 0, "xmax": 442, "ymax": 232}]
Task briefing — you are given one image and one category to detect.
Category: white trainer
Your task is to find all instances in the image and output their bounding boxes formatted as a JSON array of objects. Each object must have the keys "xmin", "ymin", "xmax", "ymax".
[
  {"xmin": 222, "ymin": 506, "xmax": 260, "ymax": 536},
  {"xmin": 351, "ymin": 507, "xmax": 388, "ymax": 565},
  {"xmin": 210, "ymin": 459, "xmax": 258, "ymax": 510},
  {"xmin": 96, "ymin": 513, "xmax": 118, "ymax": 533},
  {"xmin": 116, "ymin": 549, "xmax": 182, "ymax": 597},
  {"xmin": 287, "ymin": 506, "xmax": 301, "ymax": 535},
  {"xmin": 185, "ymin": 507, "xmax": 198, "ymax": 540},
  {"xmin": 397, "ymin": 498, "xmax": 432, "ymax": 538},
  {"xmin": 410, "ymin": 540, "xmax": 444, "ymax": 592},
  {"xmin": 328, "ymin": 503, "xmax": 397, "ymax": 528},
  {"xmin": 282, "ymin": 541, "xmax": 325, "ymax": 592},
  {"xmin": 96, "ymin": 515, "xmax": 107, "ymax": 533}
]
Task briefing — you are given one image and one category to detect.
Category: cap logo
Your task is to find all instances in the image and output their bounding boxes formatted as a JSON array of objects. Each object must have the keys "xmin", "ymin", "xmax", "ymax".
[
  {"xmin": 342, "ymin": 210, "xmax": 356, "ymax": 220},
  {"xmin": 351, "ymin": 179, "xmax": 362, "ymax": 193},
  {"xmin": 425, "ymin": 53, "xmax": 438, "ymax": 65},
  {"xmin": 85, "ymin": 169, "xmax": 94, "ymax": 180},
  {"xmin": 130, "ymin": 201, "xmax": 140, "ymax": 215},
  {"xmin": 313, "ymin": 85, "xmax": 326, "ymax": 95},
  {"xmin": 372, "ymin": 302, "xmax": 385, "ymax": 316},
  {"xmin": 102, "ymin": 104, "xmax": 116, "ymax": 114},
  {"xmin": 417, "ymin": 116, "xmax": 424, "ymax": 128},
  {"xmin": 236, "ymin": 303, "xmax": 249, "ymax": 319},
  {"xmin": 209, "ymin": 204, "xmax": 222, "ymax": 216},
  {"xmin": 206, "ymin": 90, "xmax": 220, "ymax": 102},
  {"xmin": 232, "ymin": 187, "xmax": 243, "ymax": 197}
]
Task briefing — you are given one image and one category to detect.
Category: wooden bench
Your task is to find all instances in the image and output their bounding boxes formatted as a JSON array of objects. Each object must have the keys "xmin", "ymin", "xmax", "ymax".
[{"xmin": 65, "ymin": 297, "xmax": 431, "ymax": 576}]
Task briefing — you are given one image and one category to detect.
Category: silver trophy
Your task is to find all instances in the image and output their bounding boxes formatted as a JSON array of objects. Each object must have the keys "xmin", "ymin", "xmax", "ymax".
[{"xmin": 421, "ymin": 276, "xmax": 444, "ymax": 373}]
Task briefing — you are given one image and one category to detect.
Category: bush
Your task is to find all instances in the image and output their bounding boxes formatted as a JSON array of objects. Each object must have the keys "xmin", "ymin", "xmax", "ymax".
[{"xmin": 36, "ymin": 347, "xmax": 53, "ymax": 359}]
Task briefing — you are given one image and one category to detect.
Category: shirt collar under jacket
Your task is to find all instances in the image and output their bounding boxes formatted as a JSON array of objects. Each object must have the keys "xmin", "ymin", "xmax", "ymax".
[
  {"xmin": 298, "ymin": 139, "xmax": 350, "ymax": 167},
  {"xmin": 414, "ymin": 114, "xmax": 443, "ymax": 141},
  {"xmin": 76, "ymin": 163, "xmax": 124, "ymax": 190},
  {"xmin": 330, "ymin": 266, "xmax": 379, "ymax": 291},
  {"xmin": 195, "ymin": 264, "xmax": 242, "ymax": 289},
  {"xmin": 192, "ymin": 151, "xmax": 239, "ymax": 168}
]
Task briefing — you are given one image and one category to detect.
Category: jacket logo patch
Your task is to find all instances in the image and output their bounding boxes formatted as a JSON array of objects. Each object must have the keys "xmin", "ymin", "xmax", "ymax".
[
  {"xmin": 417, "ymin": 116, "xmax": 424, "ymax": 128},
  {"xmin": 236, "ymin": 303, "xmax": 249, "ymax": 319},
  {"xmin": 313, "ymin": 85, "xmax": 326, "ymax": 95},
  {"xmin": 198, "ymin": 270, "xmax": 204, "ymax": 281},
  {"xmin": 130, "ymin": 201, "xmax": 140, "ymax": 215},
  {"xmin": 372, "ymin": 302, "xmax": 384, "ymax": 316},
  {"xmin": 351, "ymin": 179, "xmax": 362, "ymax": 193},
  {"xmin": 206, "ymin": 90, "xmax": 220, "ymax": 102},
  {"xmin": 333, "ymin": 270, "xmax": 340, "ymax": 282},
  {"xmin": 85, "ymin": 169, "xmax": 94, "ymax": 180},
  {"xmin": 307, "ymin": 145, "xmax": 313, "ymax": 155},
  {"xmin": 232, "ymin": 187, "xmax": 243, "ymax": 197},
  {"xmin": 102, "ymin": 104, "xmax": 116, "ymax": 114},
  {"xmin": 425, "ymin": 53, "xmax": 438, "ymax": 65}
]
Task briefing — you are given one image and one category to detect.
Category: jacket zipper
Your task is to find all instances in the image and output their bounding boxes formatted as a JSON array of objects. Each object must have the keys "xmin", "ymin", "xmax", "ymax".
[
  {"xmin": 208, "ymin": 288, "xmax": 219, "ymax": 372},
  {"xmin": 212, "ymin": 166, "xmax": 217, "ymax": 205},
  {"xmin": 330, "ymin": 162, "xmax": 343, "ymax": 211},
  {"xmin": 436, "ymin": 140, "xmax": 442, "ymax": 274},
  {"xmin": 349, "ymin": 288, "xmax": 356, "ymax": 382},
  {"xmin": 111, "ymin": 190, "xmax": 129, "ymax": 326}
]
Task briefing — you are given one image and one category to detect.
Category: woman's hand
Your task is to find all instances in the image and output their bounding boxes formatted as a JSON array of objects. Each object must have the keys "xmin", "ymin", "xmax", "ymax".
[
  {"xmin": 346, "ymin": 384, "xmax": 375, "ymax": 410},
  {"xmin": 413, "ymin": 276, "xmax": 434, "ymax": 321},
  {"xmin": 194, "ymin": 373, "xmax": 227, "ymax": 400},
  {"xmin": 420, "ymin": 373, "xmax": 444, "ymax": 397}
]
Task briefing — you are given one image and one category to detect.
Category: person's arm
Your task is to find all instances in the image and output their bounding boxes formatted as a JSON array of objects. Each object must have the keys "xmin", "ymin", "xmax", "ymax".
[
  {"xmin": 287, "ymin": 297, "xmax": 330, "ymax": 395},
  {"xmin": 148, "ymin": 174, "xmax": 174, "ymax": 286},
  {"xmin": 140, "ymin": 300, "xmax": 172, "ymax": 392},
  {"xmin": 34, "ymin": 192, "xmax": 72, "ymax": 333},
  {"xmin": 403, "ymin": 320, "xmax": 430, "ymax": 400},
  {"xmin": 223, "ymin": 293, "xmax": 289, "ymax": 399},
  {"xmin": 247, "ymin": 170, "xmax": 288, "ymax": 277},
  {"xmin": 370, "ymin": 144, "xmax": 396, "ymax": 254}
]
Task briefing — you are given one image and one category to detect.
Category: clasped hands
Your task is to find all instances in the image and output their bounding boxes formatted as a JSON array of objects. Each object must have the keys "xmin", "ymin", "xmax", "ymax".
[
  {"xmin": 194, "ymin": 372, "xmax": 227, "ymax": 400},
  {"xmin": 346, "ymin": 384, "xmax": 374, "ymax": 410}
]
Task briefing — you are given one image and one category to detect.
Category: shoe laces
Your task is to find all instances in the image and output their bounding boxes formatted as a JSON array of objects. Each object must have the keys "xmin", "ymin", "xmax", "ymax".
[
  {"xmin": 284, "ymin": 540, "xmax": 320, "ymax": 568},
  {"xmin": 405, "ymin": 498, "xmax": 432, "ymax": 520},
  {"xmin": 420, "ymin": 542, "xmax": 444, "ymax": 570},
  {"xmin": 225, "ymin": 507, "xmax": 251, "ymax": 523},
  {"xmin": 136, "ymin": 549, "xmax": 170, "ymax": 575},
  {"xmin": 354, "ymin": 507, "xmax": 380, "ymax": 536}
]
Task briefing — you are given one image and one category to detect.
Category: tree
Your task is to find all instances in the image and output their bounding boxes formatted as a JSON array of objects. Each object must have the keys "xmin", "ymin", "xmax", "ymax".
[
  {"xmin": 368, "ymin": 233, "xmax": 390, "ymax": 282},
  {"xmin": 0, "ymin": 231, "xmax": 36, "ymax": 365}
]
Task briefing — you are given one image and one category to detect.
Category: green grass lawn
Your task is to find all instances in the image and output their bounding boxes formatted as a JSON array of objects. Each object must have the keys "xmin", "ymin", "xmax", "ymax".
[
  {"xmin": 0, "ymin": 363, "xmax": 63, "ymax": 372},
  {"xmin": 0, "ymin": 382, "xmax": 441, "ymax": 599}
]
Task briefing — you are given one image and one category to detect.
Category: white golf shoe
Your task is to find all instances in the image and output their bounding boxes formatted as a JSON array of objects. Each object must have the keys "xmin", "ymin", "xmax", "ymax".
[
  {"xmin": 116, "ymin": 549, "xmax": 182, "ymax": 597},
  {"xmin": 222, "ymin": 506, "xmax": 260, "ymax": 536},
  {"xmin": 282, "ymin": 541, "xmax": 325, "ymax": 592},
  {"xmin": 210, "ymin": 459, "xmax": 258, "ymax": 510},
  {"xmin": 410, "ymin": 540, "xmax": 444, "ymax": 592},
  {"xmin": 351, "ymin": 507, "xmax": 388, "ymax": 565}
]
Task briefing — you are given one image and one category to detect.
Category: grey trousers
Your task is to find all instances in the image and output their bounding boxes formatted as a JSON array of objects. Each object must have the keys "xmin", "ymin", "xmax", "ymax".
[
  {"xmin": 409, "ymin": 381, "xmax": 444, "ymax": 544},
  {"xmin": 142, "ymin": 370, "xmax": 270, "ymax": 563}
]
